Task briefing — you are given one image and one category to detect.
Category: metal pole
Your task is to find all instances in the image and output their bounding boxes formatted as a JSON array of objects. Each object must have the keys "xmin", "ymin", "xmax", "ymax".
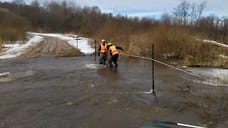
[
  {"xmin": 152, "ymin": 44, "xmax": 155, "ymax": 93},
  {"xmin": 95, "ymin": 40, "xmax": 97, "ymax": 62}
]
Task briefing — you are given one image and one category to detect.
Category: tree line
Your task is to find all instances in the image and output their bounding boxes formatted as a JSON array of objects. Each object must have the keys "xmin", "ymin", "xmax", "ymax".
[
  {"xmin": 0, "ymin": 0, "xmax": 228, "ymax": 67},
  {"xmin": 0, "ymin": 0, "xmax": 227, "ymax": 43}
]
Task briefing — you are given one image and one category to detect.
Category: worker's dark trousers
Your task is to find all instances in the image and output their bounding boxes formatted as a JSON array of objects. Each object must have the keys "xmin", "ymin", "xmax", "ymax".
[
  {"xmin": 99, "ymin": 53, "xmax": 107, "ymax": 65},
  {"xmin": 109, "ymin": 54, "xmax": 119, "ymax": 67}
]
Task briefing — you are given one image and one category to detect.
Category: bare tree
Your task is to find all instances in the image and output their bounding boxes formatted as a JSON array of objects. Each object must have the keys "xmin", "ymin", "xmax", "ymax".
[
  {"xmin": 161, "ymin": 12, "xmax": 172, "ymax": 24},
  {"xmin": 189, "ymin": 2, "xmax": 197, "ymax": 25},
  {"xmin": 195, "ymin": 1, "xmax": 207, "ymax": 27},
  {"xmin": 173, "ymin": 0, "xmax": 190, "ymax": 25},
  {"xmin": 173, "ymin": 0, "xmax": 206, "ymax": 26},
  {"xmin": 12, "ymin": 0, "xmax": 25, "ymax": 15},
  {"xmin": 31, "ymin": 0, "xmax": 40, "ymax": 8},
  {"xmin": 13, "ymin": 0, "xmax": 25, "ymax": 5}
]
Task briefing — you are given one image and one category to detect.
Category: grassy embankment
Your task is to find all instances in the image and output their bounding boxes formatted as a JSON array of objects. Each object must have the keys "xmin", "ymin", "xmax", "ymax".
[{"xmin": 92, "ymin": 23, "xmax": 228, "ymax": 68}]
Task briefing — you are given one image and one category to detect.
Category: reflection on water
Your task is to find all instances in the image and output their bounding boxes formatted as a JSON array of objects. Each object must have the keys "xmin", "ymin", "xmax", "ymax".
[
  {"xmin": 97, "ymin": 67, "xmax": 120, "ymax": 82},
  {"xmin": 0, "ymin": 55, "xmax": 227, "ymax": 128},
  {"xmin": 85, "ymin": 64, "xmax": 106, "ymax": 70},
  {"xmin": 0, "ymin": 77, "xmax": 17, "ymax": 83},
  {"xmin": 0, "ymin": 70, "xmax": 36, "ymax": 83}
]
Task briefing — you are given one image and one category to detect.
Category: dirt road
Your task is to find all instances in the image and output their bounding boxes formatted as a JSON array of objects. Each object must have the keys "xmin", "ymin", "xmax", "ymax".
[{"xmin": 22, "ymin": 36, "xmax": 81, "ymax": 56}]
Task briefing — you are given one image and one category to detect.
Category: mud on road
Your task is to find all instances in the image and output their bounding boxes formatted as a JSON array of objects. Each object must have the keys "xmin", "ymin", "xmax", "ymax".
[{"xmin": 22, "ymin": 36, "xmax": 81, "ymax": 57}]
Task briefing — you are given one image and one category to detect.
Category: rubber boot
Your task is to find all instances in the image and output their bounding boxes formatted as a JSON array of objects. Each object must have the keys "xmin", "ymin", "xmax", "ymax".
[{"xmin": 114, "ymin": 61, "xmax": 118, "ymax": 67}]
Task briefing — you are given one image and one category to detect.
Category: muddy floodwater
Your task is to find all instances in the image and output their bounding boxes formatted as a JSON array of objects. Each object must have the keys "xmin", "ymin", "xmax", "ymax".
[{"xmin": 0, "ymin": 55, "xmax": 227, "ymax": 128}]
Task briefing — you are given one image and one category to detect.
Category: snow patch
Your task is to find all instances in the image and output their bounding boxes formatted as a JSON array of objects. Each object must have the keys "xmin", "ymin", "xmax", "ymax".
[
  {"xmin": 67, "ymin": 37, "xmax": 94, "ymax": 54},
  {"xmin": 3, "ymin": 44, "xmax": 22, "ymax": 49},
  {"xmin": 0, "ymin": 32, "xmax": 94, "ymax": 59},
  {"xmin": 0, "ymin": 36, "xmax": 43, "ymax": 59},
  {"xmin": 163, "ymin": 53, "xmax": 175, "ymax": 59},
  {"xmin": 0, "ymin": 72, "xmax": 10, "ymax": 77},
  {"xmin": 202, "ymin": 39, "xmax": 228, "ymax": 48},
  {"xmin": 219, "ymin": 55, "xmax": 228, "ymax": 59},
  {"xmin": 187, "ymin": 67, "xmax": 228, "ymax": 86},
  {"xmin": 29, "ymin": 32, "xmax": 95, "ymax": 54}
]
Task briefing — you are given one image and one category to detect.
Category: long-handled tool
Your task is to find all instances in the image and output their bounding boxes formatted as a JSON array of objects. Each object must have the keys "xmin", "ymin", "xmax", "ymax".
[{"xmin": 152, "ymin": 120, "xmax": 206, "ymax": 128}]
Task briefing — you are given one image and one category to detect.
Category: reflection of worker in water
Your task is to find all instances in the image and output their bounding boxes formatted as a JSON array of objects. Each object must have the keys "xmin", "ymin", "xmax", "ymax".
[
  {"xmin": 97, "ymin": 67, "xmax": 120, "ymax": 82},
  {"xmin": 107, "ymin": 42, "xmax": 124, "ymax": 67},
  {"xmin": 98, "ymin": 39, "xmax": 108, "ymax": 65}
]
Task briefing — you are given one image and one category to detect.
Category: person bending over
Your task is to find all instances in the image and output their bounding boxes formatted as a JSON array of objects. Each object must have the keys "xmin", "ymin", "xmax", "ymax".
[{"xmin": 107, "ymin": 42, "xmax": 124, "ymax": 67}]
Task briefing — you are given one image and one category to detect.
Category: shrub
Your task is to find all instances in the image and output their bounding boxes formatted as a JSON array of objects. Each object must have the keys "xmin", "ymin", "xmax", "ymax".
[{"xmin": 0, "ymin": 8, "xmax": 29, "ymax": 41}]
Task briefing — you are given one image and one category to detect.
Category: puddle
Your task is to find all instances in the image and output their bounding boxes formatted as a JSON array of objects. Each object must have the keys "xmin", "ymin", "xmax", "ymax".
[{"xmin": 85, "ymin": 64, "xmax": 107, "ymax": 69}]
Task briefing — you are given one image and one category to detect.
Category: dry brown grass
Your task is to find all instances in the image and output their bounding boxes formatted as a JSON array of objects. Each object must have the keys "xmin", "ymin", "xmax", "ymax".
[
  {"xmin": 92, "ymin": 23, "xmax": 227, "ymax": 68},
  {"xmin": 118, "ymin": 24, "xmax": 195, "ymax": 59},
  {"xmin": 152, "ymin": 25, "xmax": 194, "ymax": 59},
  {"xmin": 0, "ymin": 41, "xmax": 6, "ymax": 53},
  {"xmin": 183, "ymin": 42, "xmax": 228, "ymax": 67}
]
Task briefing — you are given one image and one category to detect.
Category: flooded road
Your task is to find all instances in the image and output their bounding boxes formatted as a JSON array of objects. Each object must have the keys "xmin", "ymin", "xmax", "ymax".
[{"xmin": 0, "ymin": 56, "xmax": 227, "ymax": 128}]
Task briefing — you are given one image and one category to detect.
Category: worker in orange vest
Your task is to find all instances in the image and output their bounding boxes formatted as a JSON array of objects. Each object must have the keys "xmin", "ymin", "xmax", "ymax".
[
  {"xmin": 107, "ymin": 42, "xmax": 124, "ymax": 67},
  {"xmin": 98, "ymin": 39, "xmax": 108, "ymax": 65}
]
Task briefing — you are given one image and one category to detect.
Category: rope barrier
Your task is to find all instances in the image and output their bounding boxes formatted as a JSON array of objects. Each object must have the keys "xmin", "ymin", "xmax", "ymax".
[{"xmin": 119, "ymin": 53, "xmax": 227, "ymax": 87}]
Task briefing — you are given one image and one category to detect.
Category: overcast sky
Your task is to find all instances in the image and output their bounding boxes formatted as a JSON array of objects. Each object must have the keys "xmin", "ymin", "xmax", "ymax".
[{"xmin": 1, "ymin": 0, "xmax": 227, "ymax": 18}]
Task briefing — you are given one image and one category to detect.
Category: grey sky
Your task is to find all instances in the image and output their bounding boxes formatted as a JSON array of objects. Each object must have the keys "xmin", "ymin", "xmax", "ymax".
[{"xmin": 1, "ymin": 0, "xmax": 227, "ymax": 18}]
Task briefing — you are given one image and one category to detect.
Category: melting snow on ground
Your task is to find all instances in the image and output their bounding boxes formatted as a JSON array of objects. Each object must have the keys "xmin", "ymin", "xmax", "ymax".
[
  {"xmin": 0, "ymin": 36, "xmax": 43, "ymax": 59},
  {"xmin": 219, "ymin": 55, "xmax": 228, "ymax": 59},
  {"xmin": 4, "ymin": 44, "xmax": 22, "ymax": 50},
  {"xmin": 0, "ymin": 32, "xmax": 95, "ymax": 59},
  {"xmin": 29, "ymin": 32, "xmax": 95, "ymax": 54},
  {"xmin": 0, "ymin": 72, "xmax": 10, "ymax": 77},
  {"xmin": 202, "ymin": 39, "xmax": 228, "ymax": 48}
]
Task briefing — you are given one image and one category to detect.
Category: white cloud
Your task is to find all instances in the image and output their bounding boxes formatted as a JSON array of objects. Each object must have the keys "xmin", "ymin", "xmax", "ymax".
[
  {"xmin": 69, "ymin": 0, "xmax": 228, "ymax": 17},
  {"xmin": 126, "ymin": 11, "xmax": 164, "ymax": 18}
]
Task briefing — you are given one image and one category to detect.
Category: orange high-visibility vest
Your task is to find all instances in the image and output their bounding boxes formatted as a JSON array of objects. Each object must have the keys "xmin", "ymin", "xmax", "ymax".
[
  {"xmin": 110, "ymin": 45, "xmax": 118, "ymax": 56},
  {"xmin": 100, "ymin": 43, "xmax": 108, "ymax": 53}
]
